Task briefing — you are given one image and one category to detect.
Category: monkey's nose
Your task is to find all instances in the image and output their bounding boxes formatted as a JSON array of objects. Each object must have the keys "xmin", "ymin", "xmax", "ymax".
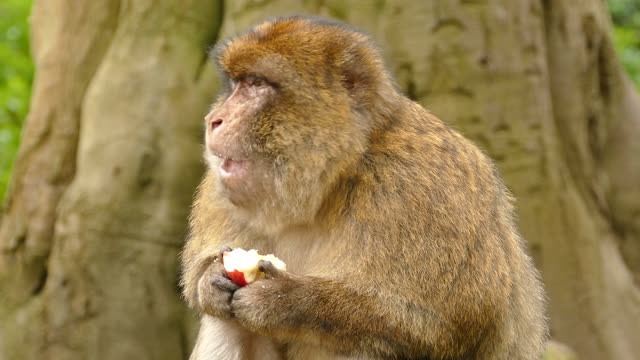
[{"xmin": 209, "ymin": 119, "xmax": 223, "ymax": 132}]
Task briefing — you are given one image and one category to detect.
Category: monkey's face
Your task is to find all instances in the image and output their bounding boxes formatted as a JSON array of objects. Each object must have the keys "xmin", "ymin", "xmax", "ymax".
[
  {"xmin": 204, "ymin": 66, "xmax": 363, "ymax": 227},
  {"xmin": 204, "ymin": 74, "xmax": 277, "ymax": 208},
  {"xmin": 203, "ymin": 18, "xmax": 382, "ymax": 229}
]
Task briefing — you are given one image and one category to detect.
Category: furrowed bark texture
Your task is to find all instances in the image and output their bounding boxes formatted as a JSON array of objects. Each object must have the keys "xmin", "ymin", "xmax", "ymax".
[
  {"xmin": 0, "ymin": 0, "xmax": 222, "ymax": 359},
  {"xmin": 1, "ymin": 0, "xmax": 638, "ymax": 359}
]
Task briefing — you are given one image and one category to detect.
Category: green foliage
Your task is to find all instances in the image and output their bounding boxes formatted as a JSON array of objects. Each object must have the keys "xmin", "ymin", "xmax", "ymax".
[
  {"xmin": 609, "ymin": 0, "xmax": 640, "ymax": 88},
  {"xmin": 0, "ymin": 0, "xmax": 32, "ymax": 201}
]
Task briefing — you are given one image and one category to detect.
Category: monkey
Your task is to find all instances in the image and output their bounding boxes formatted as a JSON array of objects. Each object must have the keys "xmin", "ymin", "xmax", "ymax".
[{"xmin": 180, "ymin": 15, "xmax": 548, "ymax": 360}]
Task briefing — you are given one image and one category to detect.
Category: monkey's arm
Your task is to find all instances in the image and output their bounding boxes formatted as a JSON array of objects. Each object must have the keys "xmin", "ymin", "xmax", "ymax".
[
  {"xmin": 231, "ymin": 261, "xmax": 450, "ymax": 358},
  {"xmin": 180, "ymin": 221, "xmax": 231, "ymax": 310},
  {"xmin": 181, "ymin": 173, "xmax": 254, "ymax": 311}
]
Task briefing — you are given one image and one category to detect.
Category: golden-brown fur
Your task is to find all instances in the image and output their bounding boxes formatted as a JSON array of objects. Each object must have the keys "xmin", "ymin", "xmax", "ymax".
[{"xmin": 181, "ymin": 16, "xmax": 548, "ymax": 360}]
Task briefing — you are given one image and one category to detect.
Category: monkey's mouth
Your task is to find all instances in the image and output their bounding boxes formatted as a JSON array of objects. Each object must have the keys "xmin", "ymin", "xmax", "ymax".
[
  {"xmin": 217, "ymin": 158, "xmax": 254, "ymax": 205},
  {"xmin": 219, "ymin": 158, "xmax": 249, "ymax": 179}
]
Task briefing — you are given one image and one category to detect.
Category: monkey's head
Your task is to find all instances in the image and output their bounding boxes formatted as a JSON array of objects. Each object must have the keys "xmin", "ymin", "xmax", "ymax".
[{"xmin": 204, "ymin": 16, "xmax": 396, "ymax": 230}]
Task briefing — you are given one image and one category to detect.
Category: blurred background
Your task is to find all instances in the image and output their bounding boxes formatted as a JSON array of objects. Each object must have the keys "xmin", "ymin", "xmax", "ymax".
[{"xmin": 1, "ymin": 1, "xmax": 639, "ymax": 359}]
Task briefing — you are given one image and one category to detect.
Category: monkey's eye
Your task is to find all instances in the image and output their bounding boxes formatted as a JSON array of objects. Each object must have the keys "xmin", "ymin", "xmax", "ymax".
[{"xmin": 246, "ymin": 75, "xmax": 267, "ymax": 87}]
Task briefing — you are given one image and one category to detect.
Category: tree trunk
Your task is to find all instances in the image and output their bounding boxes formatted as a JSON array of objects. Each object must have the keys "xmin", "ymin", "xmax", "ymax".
[
  {"xmin": 0, "ymin": 0, "xmax": 223, "ymax": 359},
  {"xmin": 1, "ymin": 1, "xmax": 638, "ymax": 360}
]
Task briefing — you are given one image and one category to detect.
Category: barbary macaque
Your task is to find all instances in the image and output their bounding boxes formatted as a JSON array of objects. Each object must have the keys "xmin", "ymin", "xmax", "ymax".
[{"xmin": 181, "ymin": 16, "xmax": 548, "ymax": 360}]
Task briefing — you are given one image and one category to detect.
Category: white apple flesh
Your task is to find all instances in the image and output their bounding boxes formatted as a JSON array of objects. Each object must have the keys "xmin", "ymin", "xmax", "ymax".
[{"xmin": 222, "ymin": 248, "xmax": 286, "ymax": 286}]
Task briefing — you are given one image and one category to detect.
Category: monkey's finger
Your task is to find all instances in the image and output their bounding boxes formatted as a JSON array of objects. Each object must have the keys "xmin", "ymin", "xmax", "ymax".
[
  {"xmin": 214, "ymin": 246, "xmax": 234, "ymax": 262},
  {"xmin": 258, "ymin": 260, "xmax": 287, "ymax": 279},
  {"xmin": 211, "ymin": 274, "xmax": 241, "ymax": 291}
]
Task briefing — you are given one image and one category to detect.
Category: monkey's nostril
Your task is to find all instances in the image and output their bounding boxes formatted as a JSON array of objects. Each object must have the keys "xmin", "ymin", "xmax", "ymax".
[{"xmin": 210, "ymin": 119, "xmax": 223, "ymax": 131}]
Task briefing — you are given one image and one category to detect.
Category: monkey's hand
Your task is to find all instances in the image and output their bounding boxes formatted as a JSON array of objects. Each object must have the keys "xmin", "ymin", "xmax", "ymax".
[
  {"xmin": 231, "ymin": 261, "xmax": 424, "ymax": 357},
  {"xmin": 194, "ymin": 246, "xmax": 241, "ymax": 319},
  {"xmin": 231, "ymin": 260, "xmax": 304, "ymax": 335}
]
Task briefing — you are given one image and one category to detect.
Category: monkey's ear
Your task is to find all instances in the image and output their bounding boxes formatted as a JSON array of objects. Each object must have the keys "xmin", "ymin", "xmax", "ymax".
[
  {"xmin": 341, "ymin": 64, "xmax": 369, "ymax": 98},
  {"xmin": 338, "ymin": 43, "xmax": 383, "ymax": 106}
]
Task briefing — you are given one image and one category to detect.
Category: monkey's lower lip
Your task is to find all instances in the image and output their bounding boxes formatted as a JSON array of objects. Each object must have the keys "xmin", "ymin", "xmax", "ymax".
[{"xmin": 219, "ymin": 158, "xmax": 248, "ymax": 178}]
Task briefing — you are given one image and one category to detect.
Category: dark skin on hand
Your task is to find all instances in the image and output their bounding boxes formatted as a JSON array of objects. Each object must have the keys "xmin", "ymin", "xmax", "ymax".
[{"xmin": 181, "ymin": 16, "xmax": 548, "ymax": 360}]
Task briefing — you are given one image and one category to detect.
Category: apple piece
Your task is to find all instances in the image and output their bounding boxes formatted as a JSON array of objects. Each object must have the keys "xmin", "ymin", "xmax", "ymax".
[
  {"xmin": 261, "ymin": 254, "xmax": 287, "ymax": 271},
  {"xmin": 222, "ymin": 248, "xmax": 286, "ymax": 286},
  {"xmin": 223, "ymin": 249, "xmax": 261, "ymax": 285},
  {"xmin": 226, "ymin": 269, "xmax": 248, "ymax": 287}
]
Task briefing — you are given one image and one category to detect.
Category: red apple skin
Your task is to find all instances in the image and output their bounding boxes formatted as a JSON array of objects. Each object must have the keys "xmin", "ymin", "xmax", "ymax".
[
  {"xmin": 223, "ymin": 252, "xmax": 249, "ymax": 286},
  {"xmin": 226, "ymin": 269, "xmax": 248, "ymax": 287}
]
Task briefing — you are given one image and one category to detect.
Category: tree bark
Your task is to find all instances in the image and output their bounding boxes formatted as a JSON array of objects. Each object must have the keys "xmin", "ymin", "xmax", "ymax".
[
  {"xmin": 0, "ymin": 0, "xmax": 222, "ymax": 359},
  {"xmin": 1, "ymin": 1, "xmax": 638, "ymax": 360}
]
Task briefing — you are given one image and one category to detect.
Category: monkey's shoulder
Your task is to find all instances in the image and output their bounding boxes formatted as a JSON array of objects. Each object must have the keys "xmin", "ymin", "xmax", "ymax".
[{"xmin": 364, "ymin": 111, "xmax": 497, "ymax": 189}]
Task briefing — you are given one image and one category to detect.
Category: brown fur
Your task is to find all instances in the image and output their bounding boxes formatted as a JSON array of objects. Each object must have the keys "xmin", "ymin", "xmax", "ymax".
[{"xmin": 181, "ymin": 16, "xmax": 548, "ymax": 360}]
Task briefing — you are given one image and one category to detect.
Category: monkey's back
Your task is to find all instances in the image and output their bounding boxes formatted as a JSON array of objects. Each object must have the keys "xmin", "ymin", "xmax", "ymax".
[{"xmin": 341, "ymin": 98, "xmax": 548, "ymax": 359}]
